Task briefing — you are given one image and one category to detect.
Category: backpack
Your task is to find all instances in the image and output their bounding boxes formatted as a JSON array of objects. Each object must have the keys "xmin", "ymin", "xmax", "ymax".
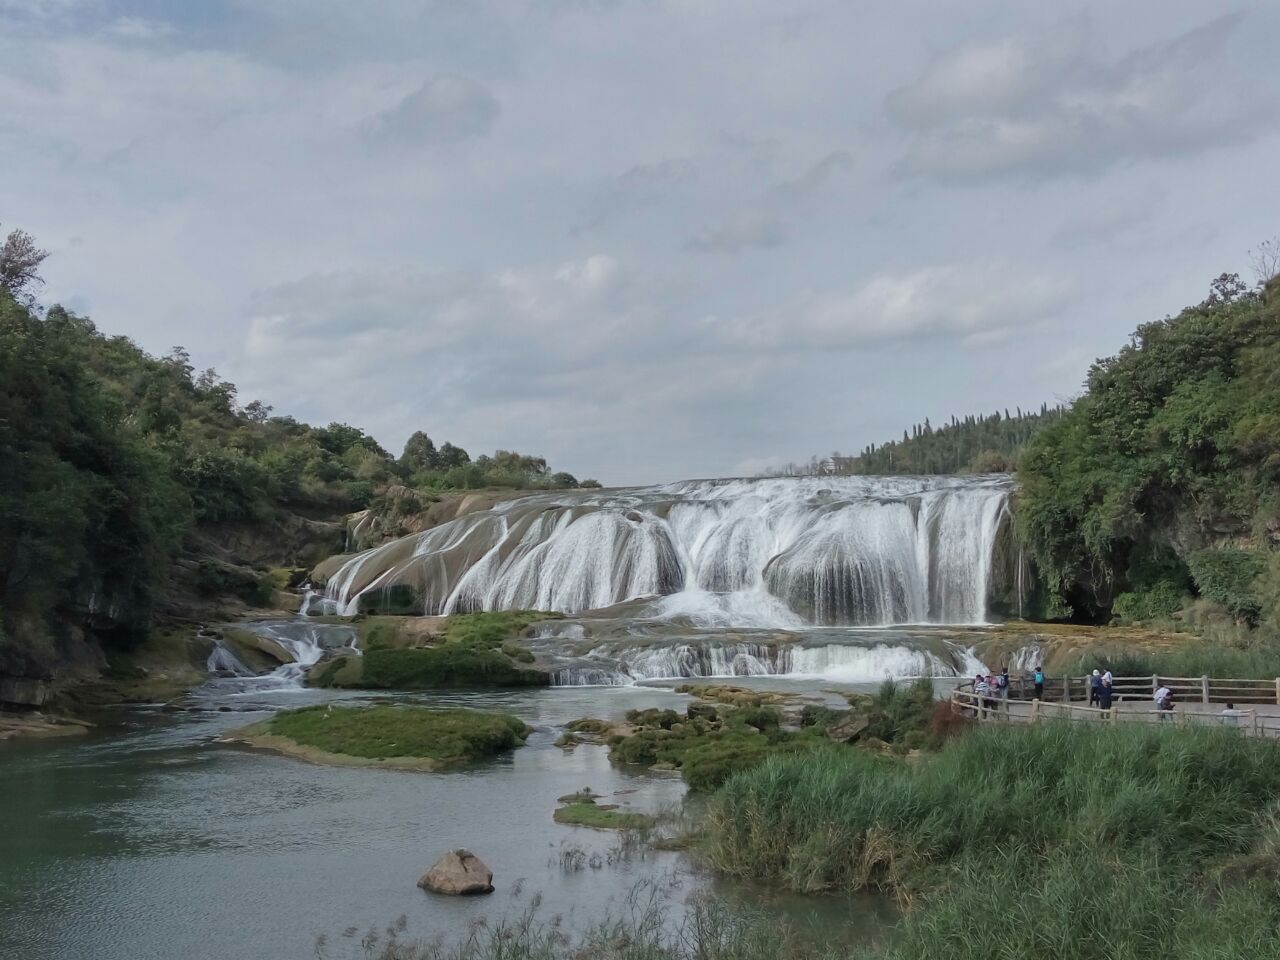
[
  {"xmin": 1034, "ymin": 670, "xmax": 1044, "ymax": 684},
  {"xmin": 996, "ymin": 674, "xmax": 1008, "ymax": 690}
]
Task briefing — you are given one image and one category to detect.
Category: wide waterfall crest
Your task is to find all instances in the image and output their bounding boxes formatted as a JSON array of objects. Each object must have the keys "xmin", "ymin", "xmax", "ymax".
[{"xmin": 322, "ymin": 475, "xmax": 1013, "ymax": 627}]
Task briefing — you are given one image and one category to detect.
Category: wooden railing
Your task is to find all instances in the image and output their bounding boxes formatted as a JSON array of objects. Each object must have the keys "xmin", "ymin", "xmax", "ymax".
[
  {"xmin": 959, "ymin": 675, "xmax": 1280, "ymax": 705},
  {"xmin": 950, "ymin": 689, "xmax": 1271, "ymax": 736}
]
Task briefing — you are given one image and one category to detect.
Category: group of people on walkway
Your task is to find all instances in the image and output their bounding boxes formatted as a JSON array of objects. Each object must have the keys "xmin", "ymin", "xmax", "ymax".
[
  {"xmin": 969, "ymin": 666, "xmax": 1253, "ymax": 728},
  {"xmin": 972, "ymin": 667, "xmax": 1010, "ymax": 719}
]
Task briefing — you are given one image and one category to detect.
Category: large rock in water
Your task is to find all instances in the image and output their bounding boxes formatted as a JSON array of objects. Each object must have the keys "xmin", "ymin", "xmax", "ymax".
[{"xmin": 418, "ymin": 849, "xmax": 494, "ymax": 895}]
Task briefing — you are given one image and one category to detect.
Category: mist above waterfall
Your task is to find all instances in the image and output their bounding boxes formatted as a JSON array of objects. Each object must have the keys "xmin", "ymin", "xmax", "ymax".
[{"xmin": 322, "ymin": 475, "xmax": 1013, "ymax": 628}]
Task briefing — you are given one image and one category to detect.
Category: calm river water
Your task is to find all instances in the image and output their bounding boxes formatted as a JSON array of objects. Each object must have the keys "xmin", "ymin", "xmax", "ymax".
[{"xmin": 0, "ymin": 679, "xmax": 896, "ymax": 960}]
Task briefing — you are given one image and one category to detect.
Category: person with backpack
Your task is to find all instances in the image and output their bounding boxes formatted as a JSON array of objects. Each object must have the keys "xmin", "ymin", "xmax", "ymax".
[
  {"xmin": 1033, "ymin": 665, "xmax": 1045, "ymax": 701},
  {"xmin": 996, "ymin": 667, "xmax": 1010, "ymax": 712},
  {"xmin": 1155, "ymin": 684, "xmax": 1174, "ymax": 721}
]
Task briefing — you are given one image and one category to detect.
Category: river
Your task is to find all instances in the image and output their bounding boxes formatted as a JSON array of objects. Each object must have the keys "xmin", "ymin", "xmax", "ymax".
[{"xmin": 0, "ymin": 677, "xmax": 900, "ymax": 960}]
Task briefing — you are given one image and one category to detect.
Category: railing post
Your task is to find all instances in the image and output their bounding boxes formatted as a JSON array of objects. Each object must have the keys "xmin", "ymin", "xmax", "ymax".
[
  {"xmin": 1031, "ymin": 699, "xmax": 1041, "ymax": 723},
  {"xmin": 1152, "ymin": 675, "xmax": 1158, "ymax": 696},
  {"xmin": 1062, "ymin": 676, "xmax": 1070, "ymax": 703},
  {"xmin": 1274, "ymin": 678, "xmax": 1279, "ymax": 706},
  {"xmin": 1201, "ymin": 676, "xmax": 1210, "ymax": 705}
]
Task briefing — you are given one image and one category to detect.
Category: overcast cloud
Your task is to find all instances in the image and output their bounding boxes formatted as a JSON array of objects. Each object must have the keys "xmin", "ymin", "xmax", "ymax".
[{"xmin": 2, "ymin": 0, "xmax": 1277, "ymax": 483}]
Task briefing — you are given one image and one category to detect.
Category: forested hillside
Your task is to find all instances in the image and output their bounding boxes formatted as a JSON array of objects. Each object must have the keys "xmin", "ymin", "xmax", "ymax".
[
  {"xmin": 1018, "ymin": 270, "xmax": 1280, "ymax": 628},
  {"xmin": 0, "ymin": 226, "xmax": 586, "ymax": 688},
  {"xmin": 776, "ymin": 406, "xmax": 1062, "ymax": 476}
]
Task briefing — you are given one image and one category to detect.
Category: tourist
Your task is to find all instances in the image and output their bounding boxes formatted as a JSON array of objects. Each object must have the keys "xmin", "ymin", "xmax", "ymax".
[
  {"xmin": 996, "ymin": 666, "xmax": 1010, "ymax": 710},
  {"xmin": 974, "ymin": 674, "xmax": 991, "ymax": 719},
  {"xmin": 1102, "ymin": 668, "xmax": 1114, "ymax": 686},
  {"xmin": 1155, "ymin": 684, "xmax": 1174, "ymax": 721},
  {"xmin": 1221, "ymin": 702, "xmax": 1245, "ymax": 728},
  {"xmin": 1033, "ymin": 664, "xmax": 1045, "ymax": 701},
  {"xmin": 1099, "ymin": 674, "xmax": 1114, "ymax": 717},
  {"xmin": 1089, "ymin": 669, "xmax": 1102, "ymax": 708}
]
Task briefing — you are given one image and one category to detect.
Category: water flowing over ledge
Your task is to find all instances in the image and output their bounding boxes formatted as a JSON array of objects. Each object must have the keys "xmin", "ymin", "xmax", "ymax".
[{"xmin": 319, "ymin": 475, "xmax": 1016, "ymax": 629}]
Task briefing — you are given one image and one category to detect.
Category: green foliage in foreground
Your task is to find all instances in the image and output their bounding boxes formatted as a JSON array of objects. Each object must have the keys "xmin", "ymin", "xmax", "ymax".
[
  {"xmin": 876, "ymin": 852, "xmax": 1280, "ymax": 960},
  {"xmin": 322, "ymin": 889, "xmax": 845, "ymax": 960},
  {"xmin": 265, "ymin": 704, "xmax": 529, "ymax": 763},
  {"xmin": 706, "ymin": 722, "xmax": 1280, "ymax": 894}
]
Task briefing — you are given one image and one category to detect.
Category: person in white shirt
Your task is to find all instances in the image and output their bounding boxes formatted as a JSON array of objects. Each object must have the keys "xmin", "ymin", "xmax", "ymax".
[
  {"xmin": 1155, "ymin": 685, "xmax": 1174, "ymax": 721},
  {"xmin": 1220, "ymin": 702, "xmax": 1244, "ymax": 728}
]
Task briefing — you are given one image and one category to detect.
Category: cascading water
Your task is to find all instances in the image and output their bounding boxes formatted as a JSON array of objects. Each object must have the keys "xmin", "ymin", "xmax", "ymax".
[
  {"xmin": 206, "ymin": 621, "xmax": 361, "ymax": 693},
  {"xmin": 546, "ymin": 635, "xmax": 989, "ymax": 686},
  {"xmin": 322, "ymin": 475, "xmax": 1014, "ymax": 628}
]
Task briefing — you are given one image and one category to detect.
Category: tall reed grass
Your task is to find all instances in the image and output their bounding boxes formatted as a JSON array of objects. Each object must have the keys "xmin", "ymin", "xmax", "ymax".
[{"xmin": 705, "ymin": 722, "xmax": 1280, "ymax": 894}]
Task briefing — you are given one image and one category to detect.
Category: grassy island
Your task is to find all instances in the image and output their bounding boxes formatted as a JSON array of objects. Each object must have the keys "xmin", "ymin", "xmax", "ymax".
[
  {"xmin": 242, "ymin": 703, "xmax": 530, "ymax": 771},
  {"xmin": 553, "ymin": 791, "xmax": 654, "ymax": 830}
]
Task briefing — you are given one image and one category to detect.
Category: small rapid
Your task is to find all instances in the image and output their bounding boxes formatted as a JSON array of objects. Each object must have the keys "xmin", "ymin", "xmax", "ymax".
[{"xmin": 205, "ymin": 621, "xmax": 360, "ymax": 694}]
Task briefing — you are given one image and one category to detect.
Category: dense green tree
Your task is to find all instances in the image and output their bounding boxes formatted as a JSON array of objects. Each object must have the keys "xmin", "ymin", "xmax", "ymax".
[
  {"xmin": 400, "ymin": 430, "xmax": 439, "ymax": 471},
  {"xmin": 1018, "ymin": 272, "xmax": 1280, "ymax": 620}
]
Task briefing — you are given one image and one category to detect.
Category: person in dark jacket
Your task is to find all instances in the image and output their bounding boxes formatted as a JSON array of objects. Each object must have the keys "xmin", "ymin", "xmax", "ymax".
[
  {"xmin": 1099, "ymin": 675, "xmax": 1114, "ymax": 716},
  {"xmin": 1089, "ymin": 669, "xmax": 1102, "ymax": 707},
  {"xmin": 1033, "ymin": 665, "xmax": 1045, "ymax": 700}
]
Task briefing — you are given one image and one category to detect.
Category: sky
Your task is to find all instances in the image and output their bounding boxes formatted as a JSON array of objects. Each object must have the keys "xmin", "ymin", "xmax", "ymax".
[{"xmin": 2, "ymin": 1, "xmax": 1278, "ymax": 484}]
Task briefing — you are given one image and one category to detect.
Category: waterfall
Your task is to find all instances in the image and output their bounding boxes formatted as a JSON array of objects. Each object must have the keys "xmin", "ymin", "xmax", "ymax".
[
  {"xmin": 550, "ymin": 638, "xmax": 988, "ymax": 686},
  {"xmin": 323, "ymin": 475, "xmax": 1013, "ymax": 628}
]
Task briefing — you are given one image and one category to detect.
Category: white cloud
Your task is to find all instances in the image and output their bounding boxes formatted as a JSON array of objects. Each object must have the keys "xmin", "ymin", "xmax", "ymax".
[
  {"xmin": 887, "ymin": 13, "xmax": 1275, "ymax": 180},
  {"xmin": 364, "ymin": 75, "xmax": 500, "ymax": 146},
  {"xmin": 715, "ymin": 263, "xmax": 1074, "ymax": 349}
]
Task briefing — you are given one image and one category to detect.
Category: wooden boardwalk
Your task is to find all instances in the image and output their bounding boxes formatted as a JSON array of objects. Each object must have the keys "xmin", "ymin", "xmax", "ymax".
[{"xmin": 952, "ymin": 675, "xmax": 1280, "ymax": 738}]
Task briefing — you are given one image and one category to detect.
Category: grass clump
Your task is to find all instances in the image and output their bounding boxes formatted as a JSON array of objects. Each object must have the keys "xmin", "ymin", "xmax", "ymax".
[
  {"xmin": 553, "ymin": 800, "xmax": 654, "ymax": 831},
  {"xmin": 706, "ymin": 722, "xmax": 1280, "ymax": 895},
  {"xmin": 874, "ymin": 852, "xmax": 1280, "ymax": 960},
  {"xmin": 262, "ymin": 703, "xmax": 529, "ymax": 765}
]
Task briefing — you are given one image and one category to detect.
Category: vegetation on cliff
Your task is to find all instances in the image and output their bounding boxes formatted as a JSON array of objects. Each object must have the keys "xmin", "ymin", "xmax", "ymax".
[
  {"xmin": 1018, "ymin": 270, "xmax": 1280, "ymax": 625},
  {"xmin": 255, "ymin": 703, "xmax": 530, "ymax": 768},
  {"xmin": 0, "ymin": 224, "xmax": 582, "ymax": 688}
]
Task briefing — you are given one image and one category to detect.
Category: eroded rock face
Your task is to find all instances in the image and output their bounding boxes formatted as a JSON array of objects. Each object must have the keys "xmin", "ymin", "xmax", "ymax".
[
  {"xmin": 418, "ymin": 849, "xmax": 494, "ymax": 895},
  {"xmin": 0, "ymin": 677, "xmax": 52, "ymax": 707}
]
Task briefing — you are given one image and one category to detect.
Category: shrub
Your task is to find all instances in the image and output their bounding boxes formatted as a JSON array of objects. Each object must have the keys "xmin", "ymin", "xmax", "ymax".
[{"xmin": 1189, "ymin": 549, "xmax": 1267, "ymax": 624}]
